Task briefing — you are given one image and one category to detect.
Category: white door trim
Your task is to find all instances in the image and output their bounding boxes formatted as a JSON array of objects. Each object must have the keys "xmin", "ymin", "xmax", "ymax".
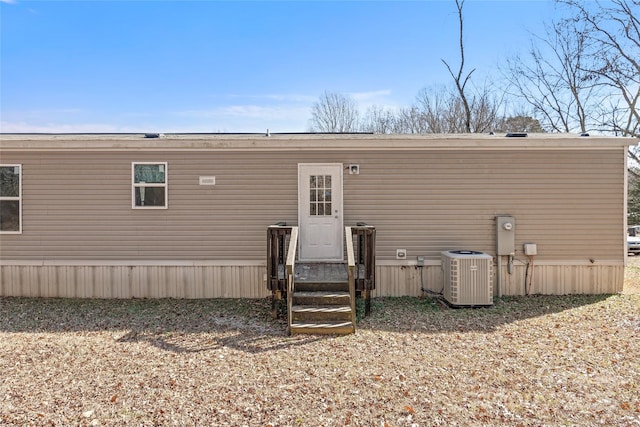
[{"xmin": 298, "ymin": 163, "xmax": 344, "ymax": 261}]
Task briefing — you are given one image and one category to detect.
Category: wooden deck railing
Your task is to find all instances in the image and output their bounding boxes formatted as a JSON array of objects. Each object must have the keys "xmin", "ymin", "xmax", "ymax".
[
  {"xmin": 267, "ymin": 223, "xmax": 294, "ymax": 292},
  {"xmin": 350, "ymin": 223, "xmax": 376, "ymax": 316},
  {"xmin": 267, "ymin": 223, "xmax": 298, "ymax": 320}
]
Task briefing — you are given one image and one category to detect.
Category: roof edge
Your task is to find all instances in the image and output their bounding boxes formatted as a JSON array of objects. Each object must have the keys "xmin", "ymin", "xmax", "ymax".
[{"xmin": 0, "ymin": 132, "xmax": 636, "ymax": 151}]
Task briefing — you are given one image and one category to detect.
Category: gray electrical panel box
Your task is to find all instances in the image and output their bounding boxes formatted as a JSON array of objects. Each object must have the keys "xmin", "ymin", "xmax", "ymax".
[{"xmin": 496, "ymin": 215, "xmax": 516, "ymax": 255}]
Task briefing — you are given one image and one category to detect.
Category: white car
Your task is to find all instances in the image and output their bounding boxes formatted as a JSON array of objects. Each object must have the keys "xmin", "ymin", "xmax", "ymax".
[{"xmin": 628, "ymin": 235, "xmax": 640, "ymax": 255}]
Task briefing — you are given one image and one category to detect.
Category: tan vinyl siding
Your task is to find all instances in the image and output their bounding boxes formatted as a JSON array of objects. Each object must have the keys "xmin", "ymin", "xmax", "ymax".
[
  {"xmin": 2, "ymin": 151, "xmax": 297, "ymax": 260},
  {"xmin": 0, "ymin": 148, "xmax": 626, "ymax": 265},
  {"xmin": 345, "ymin": 150, "xmax": 625, "ymax": 263}
]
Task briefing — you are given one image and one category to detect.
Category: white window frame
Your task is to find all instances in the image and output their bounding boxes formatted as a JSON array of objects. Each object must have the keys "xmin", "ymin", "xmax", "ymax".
[
  {"xmin": 0, "ymin": 164, "xmax": 22, "ymax": 234},
  {"xmin": 131, "ymin": 162, "xmax": 168, "ymax": 209}
]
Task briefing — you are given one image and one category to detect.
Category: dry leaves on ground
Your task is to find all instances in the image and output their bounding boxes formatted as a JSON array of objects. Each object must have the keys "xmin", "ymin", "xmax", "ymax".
[{"xmin": 0, "ymin": 273, "xmax": 638, "ymax": 426}]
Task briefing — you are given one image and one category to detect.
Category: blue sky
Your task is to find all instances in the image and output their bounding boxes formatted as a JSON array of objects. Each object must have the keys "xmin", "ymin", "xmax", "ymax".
[{"xmin": 1, "ymin": 1, "xmax": 560, "ymax": 133}]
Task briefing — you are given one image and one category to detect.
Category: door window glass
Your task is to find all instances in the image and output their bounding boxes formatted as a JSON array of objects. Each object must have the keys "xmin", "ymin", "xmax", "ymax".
[{"xmin": 309, "ymin": 175, "xmax": 332, "ymax": 216}]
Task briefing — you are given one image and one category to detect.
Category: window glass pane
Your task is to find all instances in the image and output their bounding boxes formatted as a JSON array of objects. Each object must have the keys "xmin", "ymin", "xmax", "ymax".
[
  {"xmin": 0, "ymin": 201, "xmax": 20, "ymax": 231},
  {"xmin": 134, "ymin": 187, "xmax": 165, "ymax": 207},
  {"xmin": 308, "ymin": 174, "xmax": 335, "ymax": 216},
  {"xmin": 0, "ymin": 166, "xmax": 20, "ymax": 197},
  {"xmin": 134, "ymin": 164, "xmax": 165, "ymax": 184}
]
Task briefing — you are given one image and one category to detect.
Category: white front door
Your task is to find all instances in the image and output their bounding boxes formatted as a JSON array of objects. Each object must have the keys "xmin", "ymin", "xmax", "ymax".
[{"xmin": 298, "ymin": 163, "xmax": 344, "ymax": 261}]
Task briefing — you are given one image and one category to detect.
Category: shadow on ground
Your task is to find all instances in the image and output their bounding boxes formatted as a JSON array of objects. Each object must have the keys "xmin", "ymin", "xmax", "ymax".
[
  {"xmin": 0, "ymin": 297, "xmax": 328, "ymax": 353},
  {"xmin": 1, "ymin": 292, "xmax": 625, "ymax": 354},
  {"xmin": 356, "ymin": 294, "xmax": 615, "ymax": 334}
]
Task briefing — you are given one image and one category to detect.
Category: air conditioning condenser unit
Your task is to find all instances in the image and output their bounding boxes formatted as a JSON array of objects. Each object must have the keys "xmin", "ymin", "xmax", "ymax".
[{"xmin": 441, "ymin": 250, "xmax": 493, "ymax": 307}]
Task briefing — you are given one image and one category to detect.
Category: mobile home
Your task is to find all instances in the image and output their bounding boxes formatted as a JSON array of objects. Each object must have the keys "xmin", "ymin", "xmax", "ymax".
[{"xmin": 0, "ymin": 133, "xmax": 635, "ymax": 301}]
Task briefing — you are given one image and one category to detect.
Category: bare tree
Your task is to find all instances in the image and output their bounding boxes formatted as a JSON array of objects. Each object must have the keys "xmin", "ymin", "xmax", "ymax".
[
  {"xmin": 308, "ymin": 91, "xmax": 360, "ymax": 133},
  {"xmin": 413, "ymin": 84, "xmax": 502, "ymax": 133},
  {"xmin": 560, "ymin": 0, "xmax": 639, "ymax": 138},
  {"xmin": 468, "ymin": 84, "xmax": 504, "ymax": 133},
  {"xmin": 392, "ymin": 106, "xmax": 427, "ymax": 134},
  {"xmin": 558, "ymin": 0, "xmax": 640, "ymax": 174},
  {"xmin": 503, "ymin": 17, "xmax": 599, "ymax": 133},
  {"xmin": 308, "ymin": 1, "xmax": 505, "ymax": 136},
  {"xmin": 414, "ymin": 86, "xmax": 453, "ymax": 133},
  {"xmin": 442, "ymin": 0, "xmax": 475, "ymax": 133},
  {"xmin": 359, "ymin": 105, "xmax": 397, "ymax": 134},
  {"xmin": 436, "ymin": 0, "xmax": 504, "ymax": 134}
]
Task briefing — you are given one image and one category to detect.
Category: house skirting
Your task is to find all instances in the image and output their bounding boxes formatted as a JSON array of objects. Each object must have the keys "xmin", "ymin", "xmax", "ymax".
[
  {"xmin": 373, "ymin": 261, "xmax": 624, "ymax": 297},
  {"xmin": 0, "ymin": 261, "xmax": 624, "ymax": 299},
  {"xmin": 0, "ymin": 261, "xmax": 269, "ymax": 299}
]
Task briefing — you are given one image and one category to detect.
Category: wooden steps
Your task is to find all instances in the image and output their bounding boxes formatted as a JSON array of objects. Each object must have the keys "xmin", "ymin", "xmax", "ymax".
[
  {"xmin": 289, "ymin": 321, "xmax": 354, "ymax": 335},
  {"xmin": 288, "ymin": 263, "xmax": 355, "ymax": 335},
  {"xmin": 291, "ymin": 304, "xmax": 352, "ymax": 321},
  {"xmin": 269, "ymin": 225, "xmax": 375, "ymax": 336}
]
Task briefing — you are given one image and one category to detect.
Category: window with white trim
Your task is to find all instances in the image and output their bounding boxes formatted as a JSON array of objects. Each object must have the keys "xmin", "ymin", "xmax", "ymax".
[
  {"xmin": 132, "ymin": 162, "xmax": 168, "ymax": 209},
  {"xmin": 0, "ymin": 164, "xmax": 22, "ymax": 233}
]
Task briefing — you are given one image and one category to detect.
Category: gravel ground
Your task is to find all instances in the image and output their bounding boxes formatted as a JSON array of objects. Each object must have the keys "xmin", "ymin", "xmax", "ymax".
[{"xmin": 0, "ymin": 268, "xmax": 638, "ymax": 426}]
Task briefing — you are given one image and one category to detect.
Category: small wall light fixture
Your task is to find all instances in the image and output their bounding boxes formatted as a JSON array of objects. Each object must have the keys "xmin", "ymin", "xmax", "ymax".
[{"xmin": 349, "ymin": 164, "xmax": 360, "ymax": 175}]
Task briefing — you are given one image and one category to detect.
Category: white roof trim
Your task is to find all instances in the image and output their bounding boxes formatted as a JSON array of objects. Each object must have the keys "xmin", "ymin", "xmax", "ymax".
[{"xmin": 1, "ymin": 133, "xmax": 636, "ymax": 151}]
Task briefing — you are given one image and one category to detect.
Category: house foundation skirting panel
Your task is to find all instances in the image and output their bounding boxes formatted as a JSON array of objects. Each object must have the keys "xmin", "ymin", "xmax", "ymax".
[
  {"xmin": 0, "ymin": 261, "xmax": 624, "ymax": 299},
  {"xmin": 0, "ymin": 263, "xmax": 269, "ymax": 299},
  {"xmin": 496, "ymin": 263, "xmax": 624, "ymax": 295},
  {"xmin": 372, "ymin": 263, "xmax": 624, "ymax": 297}
]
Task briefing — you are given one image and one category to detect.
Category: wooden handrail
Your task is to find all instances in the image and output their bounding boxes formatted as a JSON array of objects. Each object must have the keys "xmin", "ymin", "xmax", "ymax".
[
  {"xmin": 286, "ymin": 226, "xmax": 298, "ymax": 274},
  {"xmin": 345, "ymin": 227, "xmax": 357, "ymax": 330},
  {"xmin": 346, "ymin": 226, "xmax": 355, "ymax": 267},
  {"xmin": 285, "ymin": 227, "xmax": 298, "ymax": 335}
]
